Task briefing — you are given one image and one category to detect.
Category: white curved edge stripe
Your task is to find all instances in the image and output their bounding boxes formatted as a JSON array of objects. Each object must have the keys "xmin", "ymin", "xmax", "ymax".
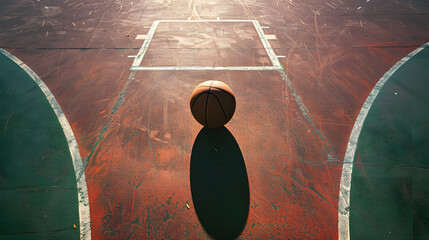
[
  {"xmin": 338, "ymin": 42, "xmax": 429, "ymax": 240},
  {"xmin": 0, "ymin": 48, "xmax": 91, "ymax": 240}
]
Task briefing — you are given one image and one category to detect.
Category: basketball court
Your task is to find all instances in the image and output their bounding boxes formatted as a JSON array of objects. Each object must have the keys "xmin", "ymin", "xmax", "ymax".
[{"xmin": 1, "ymin": 0, "xmax": 429, "ymax": 239}]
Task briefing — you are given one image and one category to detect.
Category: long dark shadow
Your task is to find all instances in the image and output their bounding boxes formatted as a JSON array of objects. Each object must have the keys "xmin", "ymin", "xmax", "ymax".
[{"xmin": 190, "ymin": 127, "xmax": 250, "ymax": 240}]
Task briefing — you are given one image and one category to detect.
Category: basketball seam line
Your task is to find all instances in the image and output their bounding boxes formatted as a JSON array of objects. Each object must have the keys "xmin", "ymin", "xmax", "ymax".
[
  {"xmin": 210, "ymin": 86, "xmax": 235, "ymax": 98},
  {"xmin": 209, "ymin": 92, "xmax": 228, "ymax": 123},
  {"xmin": 205, "ymin": 81, "xmax": 215, "ymax": 128},
  {"xmin": 190, "ymin": 92, "xmax": 206, "ymax": 110}
]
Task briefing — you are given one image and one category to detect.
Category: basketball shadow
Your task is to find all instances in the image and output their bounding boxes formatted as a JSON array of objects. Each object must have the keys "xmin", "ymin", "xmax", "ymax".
[{"xmin": 190, "ymin": 127, "xmax": 250, "ymax": 240}]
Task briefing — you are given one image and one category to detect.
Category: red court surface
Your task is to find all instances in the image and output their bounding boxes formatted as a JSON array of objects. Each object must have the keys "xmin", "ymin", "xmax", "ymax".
[{"xmin": 1, "ymin": 0, "xmax": 429, "ymax": 239}]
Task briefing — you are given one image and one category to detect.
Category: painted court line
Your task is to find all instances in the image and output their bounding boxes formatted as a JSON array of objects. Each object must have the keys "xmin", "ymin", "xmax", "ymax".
[
  {"xmin": 82, "ymin": 70, "xmax": 137, "ymax": 173},
  {"xmin": 264, "ymin": 34, "xmax": 277, "ymax": 40},
  {"xmin": 131, "ymin": 19, "xmax": 281, "ymax": 71},
  {"xmin": 0, "ymin": 48, "xmax": 91, "ymax": 240},
  {"xmin": 338, "ymin": 42, "xmax": 429, "ymax": 240},
  {"xmin": 135, "ymin": 34, "xmax": 147, "ymax": 40},
  {"xmin": 157, "ymin": 19, "xmax": 254, "ymax": 23},
  {"xmin": 252, "ymin": 20, "xmax": 281, "ymax": 69},
  {"xmin": 276, "ymin": 68, "xmax": 337, "ymax": 157},
  {"xmin": 130, "ymin": 66, "xmax": 280, "ymax": 71},
  {"xmin": 132, "ymin": 20, "xmax": 160, "ymax": 67}
]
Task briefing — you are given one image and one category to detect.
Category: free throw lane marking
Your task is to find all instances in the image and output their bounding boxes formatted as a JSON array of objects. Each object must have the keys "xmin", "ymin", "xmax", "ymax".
[
  {"xmin": 252, "ymin": 20, "xmax": 281, "ymax": 69},
  {"xmin": 130, "ymin": 66, "xmax": 280, "ymax": 71},
  {"xmin": 131, "ymin": 19, "xmax": 281, "ymax": 71},
  {"xmin": 135, "ymin": 34, "xmax": 147, "ymax": 40},
  {"xmin": 338, "ymin": 42, "xmax": 429, "ymax": 240},
  {"xmin": 264, "ymin": 34, "xmax": 277, "ymax": 40},
  {"xmin": 132, "ymin": 20, "xmax": 160, "ymax": 67},
  {"xmin": 0, "ymin": 48, "xmax": 91, "ymax": 240}
]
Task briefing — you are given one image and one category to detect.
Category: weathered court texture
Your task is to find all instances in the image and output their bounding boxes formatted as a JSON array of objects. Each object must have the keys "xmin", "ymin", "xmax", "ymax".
[{"xmin": 1, "ymin": 0, "xmax": 429, "ymax": 239}]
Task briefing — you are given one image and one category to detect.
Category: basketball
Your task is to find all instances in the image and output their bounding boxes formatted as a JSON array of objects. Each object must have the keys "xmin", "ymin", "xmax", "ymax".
[{"xmin": 190, "ymin": 80, "xmax": 236, "ymax": 128}]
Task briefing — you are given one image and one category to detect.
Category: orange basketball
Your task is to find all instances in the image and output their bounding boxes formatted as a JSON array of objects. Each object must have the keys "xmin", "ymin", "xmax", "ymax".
[{"xmin": 190, "ymin": 80, "xmax": 236, "ymax": 128}]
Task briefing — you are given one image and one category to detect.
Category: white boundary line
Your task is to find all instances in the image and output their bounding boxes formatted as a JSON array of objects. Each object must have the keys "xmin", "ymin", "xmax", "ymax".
[
  {"xmin": 131, "ymin": 66, "xmax": 280, "ymax": 71},
  {"xmin": 131, "ymin": 19, "xmax": 281, "ymax": 71},
  {"xmin": 252, "ymin": 20, "xmax": 281, "ymax": 69},
  {"xmin": 338, "ymin": 42, "xmax": 429, "ymax": 240},
  {"xmin": 132, "ymin": 20, "xmax": 159, "ymax": 67},
  {"xmin": 157, "ymin": 19, "xmax": 254, "ymax": 23},
  {"xmin": 0, "ymin": 48, "xmax": 91, "ymax": 240}
]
